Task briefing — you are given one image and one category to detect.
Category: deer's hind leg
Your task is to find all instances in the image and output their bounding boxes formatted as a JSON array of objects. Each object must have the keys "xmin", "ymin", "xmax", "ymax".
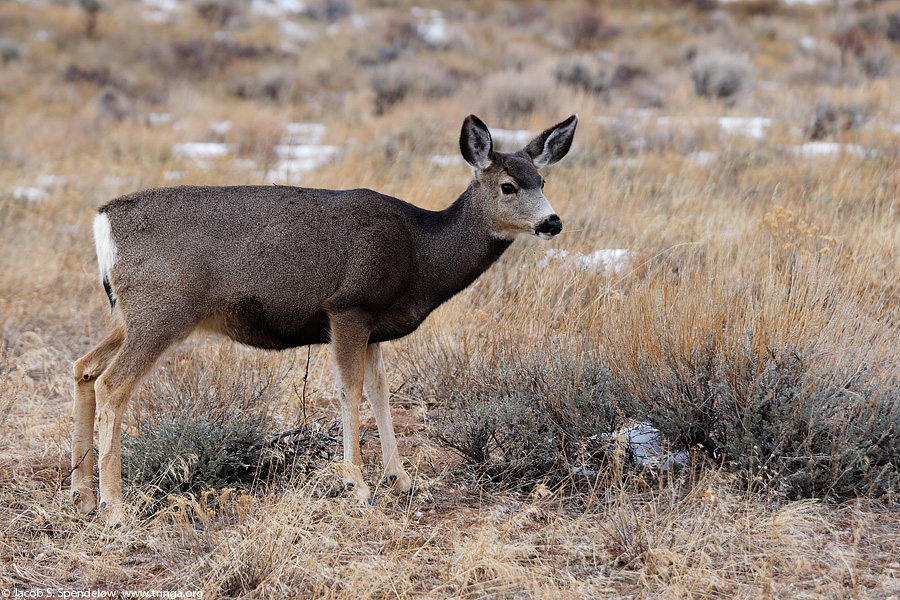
[
  {"xmin": 94, "ymin": 322, "xmax": 192, "ymax": 526},
  {"xmin": 364, "ymin": 343, "xmax": 412, "ymax": 494},
  {"xmin": 71, "ymin": 328, "xmax": 125, "ymax": 514}
]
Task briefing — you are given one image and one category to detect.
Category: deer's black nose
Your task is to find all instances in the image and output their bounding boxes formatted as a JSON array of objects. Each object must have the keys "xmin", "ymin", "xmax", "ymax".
[{"xmin": 535, "ymin": 215, "xmax": 562, "ymax": 238}]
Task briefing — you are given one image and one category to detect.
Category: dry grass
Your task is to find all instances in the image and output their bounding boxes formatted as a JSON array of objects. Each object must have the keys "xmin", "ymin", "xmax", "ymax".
[{"xmin": 3, "ymin": 0, "xmax": 900, "ymax": 597}]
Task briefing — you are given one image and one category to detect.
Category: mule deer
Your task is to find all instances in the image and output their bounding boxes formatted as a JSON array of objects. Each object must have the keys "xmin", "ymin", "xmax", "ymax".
[{"xmin": 72, "ymin": 114, "xmax": 578, "ymax": 525}]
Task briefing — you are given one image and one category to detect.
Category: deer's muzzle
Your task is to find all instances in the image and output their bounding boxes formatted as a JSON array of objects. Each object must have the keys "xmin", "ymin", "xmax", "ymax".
[{"xmin": 534, "ymin": 215, "xmax": 562, "ymax": 239}]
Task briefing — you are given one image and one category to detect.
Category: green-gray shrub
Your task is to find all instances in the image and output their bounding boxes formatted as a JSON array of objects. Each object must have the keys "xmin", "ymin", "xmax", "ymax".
[
  {"xmin": 121, "ymin": 345, "xmax": 338, "ymax": 506},
  {"xmin": 554, "ymin": 57, "xmax": 608, "ymax": 94},
  {"xmin": 690, "ymin": 52, "xmax": 751, "ymax": 102},
  {"xmin": 435, "ymin": 345, "xmax": 622, "ymax": 490},
  {"xmin": 122, "ymin": 411, "xmax": 269, "ymax": 496},
  {"xmin": 432, "ymin": 333, "xmax": 900, "ymax": 501},
  {"xmin": 0, "ymin": 39, "xmax": 24, "ymax": 64},
  {"xmin": 624, "ymin": 332, "xmax": 900, "ymax": 500},
  {"xmin": 369, "ymin": 60, "xmax": 458, "ymax": 115},
  {"xmin": 122, "ymin": 412, "xmax": 341, "ymax": 506}
]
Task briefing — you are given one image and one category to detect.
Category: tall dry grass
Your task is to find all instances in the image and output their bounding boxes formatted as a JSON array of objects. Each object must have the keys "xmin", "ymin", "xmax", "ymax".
[{"xmin": 3, "ymin": 0, "xmax": 900, "ymax": 597}]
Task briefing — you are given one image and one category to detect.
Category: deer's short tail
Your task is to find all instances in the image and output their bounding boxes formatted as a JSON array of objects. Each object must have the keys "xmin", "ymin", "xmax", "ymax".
[{"xmin": 93, "ymin": 212, "xmax": 118, "ymax": 309}]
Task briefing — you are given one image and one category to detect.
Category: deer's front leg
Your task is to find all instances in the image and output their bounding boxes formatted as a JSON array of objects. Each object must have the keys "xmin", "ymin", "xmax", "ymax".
[
  {"xmin": 330, "ymin": 312, "xmax": 372, "ymax": 503},
  {"xmin": 364, "ymin": 343, "xmax": 412, "ymax": 493}
]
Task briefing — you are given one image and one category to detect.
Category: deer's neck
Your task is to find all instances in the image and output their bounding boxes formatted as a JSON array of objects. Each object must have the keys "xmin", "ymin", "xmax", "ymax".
[{"xmin": 417, "ymin": 184, "xmax": 513, "ymax": 305}]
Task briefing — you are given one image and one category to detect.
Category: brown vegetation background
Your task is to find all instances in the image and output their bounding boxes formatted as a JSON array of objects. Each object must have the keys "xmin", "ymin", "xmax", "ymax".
[{"xmin": 2, "ymin": 0, "xmax": 900, "ymax": 597}]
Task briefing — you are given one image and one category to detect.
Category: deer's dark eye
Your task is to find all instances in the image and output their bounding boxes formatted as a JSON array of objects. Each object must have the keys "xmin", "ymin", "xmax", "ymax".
[{"xmin": 501, "ymin": 183, "xmax": 517, "ymax": 195}]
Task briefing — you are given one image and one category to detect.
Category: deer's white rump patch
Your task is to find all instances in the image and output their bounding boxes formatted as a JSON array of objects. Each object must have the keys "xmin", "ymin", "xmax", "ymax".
[{"xmin": 93, "ymin": 213, "xmax": 118, "ymax": 289}]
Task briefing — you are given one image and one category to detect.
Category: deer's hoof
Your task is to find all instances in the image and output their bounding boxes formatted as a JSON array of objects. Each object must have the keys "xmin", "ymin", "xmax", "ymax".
[
  {"xmin": 100, "ymin": 503, "xmax": 126, "ymax": 529},
  {"xmin": 386, "ymin": 470, "xmax": 413, "ymax": 494},
  {"xmin": 336, "ymin": 463, "xmax": 372, "ymax": 504},
  {"xmin": 72, "ymin": 488, "xmax": 98, "ymax": 514}
]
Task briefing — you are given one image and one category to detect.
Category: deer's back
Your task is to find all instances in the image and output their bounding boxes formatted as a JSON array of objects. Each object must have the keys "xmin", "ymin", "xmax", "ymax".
[{"xmin": 101, "ymin": 185, "xmax": 426, "ymax": 348}]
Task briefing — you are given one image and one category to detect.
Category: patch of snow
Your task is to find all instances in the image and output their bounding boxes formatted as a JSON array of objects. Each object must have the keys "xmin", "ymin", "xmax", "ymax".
[
  {"xmin": 609, "ymin": 157, "xmax": 644, "ymax": 168},
  {"xmin": 12, "ymin": 187, "xmax": 50, "ymax": 203},
  {"xmin": 783, "ymin": 0, "xmax": 854, "ymax": 5},
  {"xmin": 603, "ymin": 422, "xmax": 690, "ymax": 471},
  {"xmin": 142, "ymin": 0, "xmax": 180, "ymax": 11},
  {"xmin": 251, "ymin": 0, "xmax": 306, "ymax": 17},
  {"xmin": 163, "ymin": 171, "xmax": 186, "ymax": 182},
  {"xmin": 273, "ymin": 144, "xmax": 340, "ymax": 161},
  {"xmin": 577, "ymin": 249, "xmax": 631, "ymax": 271},
  {"xmin": 267, "ymin": 145, "xmax": 340, "ymax": 183},
  {"xmin": 265, "ymin": 123, "xmax": 340, "ymax": 184},
  {"xmin": 173, "ymin": 142, "xmax": 230, "ymax": 159},
  {"xmin": 417, "ymin": 17, "xmax": 447, "ymax": 46},
  {"xmin": 140, "ymin": 0, "xmax": 181, "ymax": 21},
  {"xmin": 278, "ymin": 20, "xmax": 315, "ymax": 44},
  {"xmin": 102, "ymin": 176, "xmax": 137, "ymax": 191},
  {"xmin": 800, "ymin": 36, "xmax": 816, "ymax": 51},
  {"xmin": 285, "ymin": 122, "xmax": 327, "ymax": 145},
  {"xmin": 793, "ymin": 142, "xmax": 868, "ymax": 158},
  {"xmin": 209, "ymin": 120, "xmax": 232, "ymax": 136},
  {"xmin": 147, "ymin": 112, "xmax": 172, "ymax": 127},
  {"xmin": 718, "ymin": 116, "xmax": 770, "ymax": 140},
  {"xmin": 430, "ymin": 155, "xmax": 464, "ymax": 167},
  {"xmin": 652, "ymin": 116, "xmax": 674, "ymax": 129},
  {"xmin": 541, "ymin": 248, "xmax": 631, "ymax": 273},
  {"xmin": 655, "ymin": 116, "xmax": 711, "ymax": 131},
  {"xmin": 491, "ymin": 128, "xmax": 535, "ymax": 149},
  {"xmin": 411, "ymin": 6, "xmax": 448, "ymax": 47},
  {"xmin": 168, "ymin": 123, "xmax": 340, "ymax": 182},
  {"xmin": 628, "ymin": 108, "xmax": 655, "ymax": 120},
  {"xmin": 35, "ymin": 174, "xmax": 66, "ymax": 188},
  {"xmin": 719, "ymin": 0, "xmax": 847, "ymax": 3},
  {"xmin": 599, "ymin": 113, "xmax": 774, "ymax": 141},
  {"xmin": 142, "ymin": 10, "xmax": 177, "ymax": 24},
  {"xmin": 350, "ymin": 14, "xmax": 367, "ymax": 29},
  {"xmin": 540, "ymin": 249, "xmax": 570, "ymax": 263},
  {"xmin": 7, "ymin": 174, "xmax": 69, "ymax": 204},
  {"xmin": 410, "ymin": 7, "xmax": 441, "ymax": 18},
  {"xmin": 688, "ymin": 150, "xmax": 718, "ymax": 166},
  {"xmin": 266, "ymin": 162, "xmax": 304, "ymax": 184}
]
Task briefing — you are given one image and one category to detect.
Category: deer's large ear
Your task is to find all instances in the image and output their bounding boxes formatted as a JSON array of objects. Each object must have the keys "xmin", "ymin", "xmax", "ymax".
[
  {"xmin": 524, "ymin": 115, "xmax": 578, "ymax": 168},
  {"xmin": 460, "ymin": 114, "xmax": 494, "ymax": 171}
]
